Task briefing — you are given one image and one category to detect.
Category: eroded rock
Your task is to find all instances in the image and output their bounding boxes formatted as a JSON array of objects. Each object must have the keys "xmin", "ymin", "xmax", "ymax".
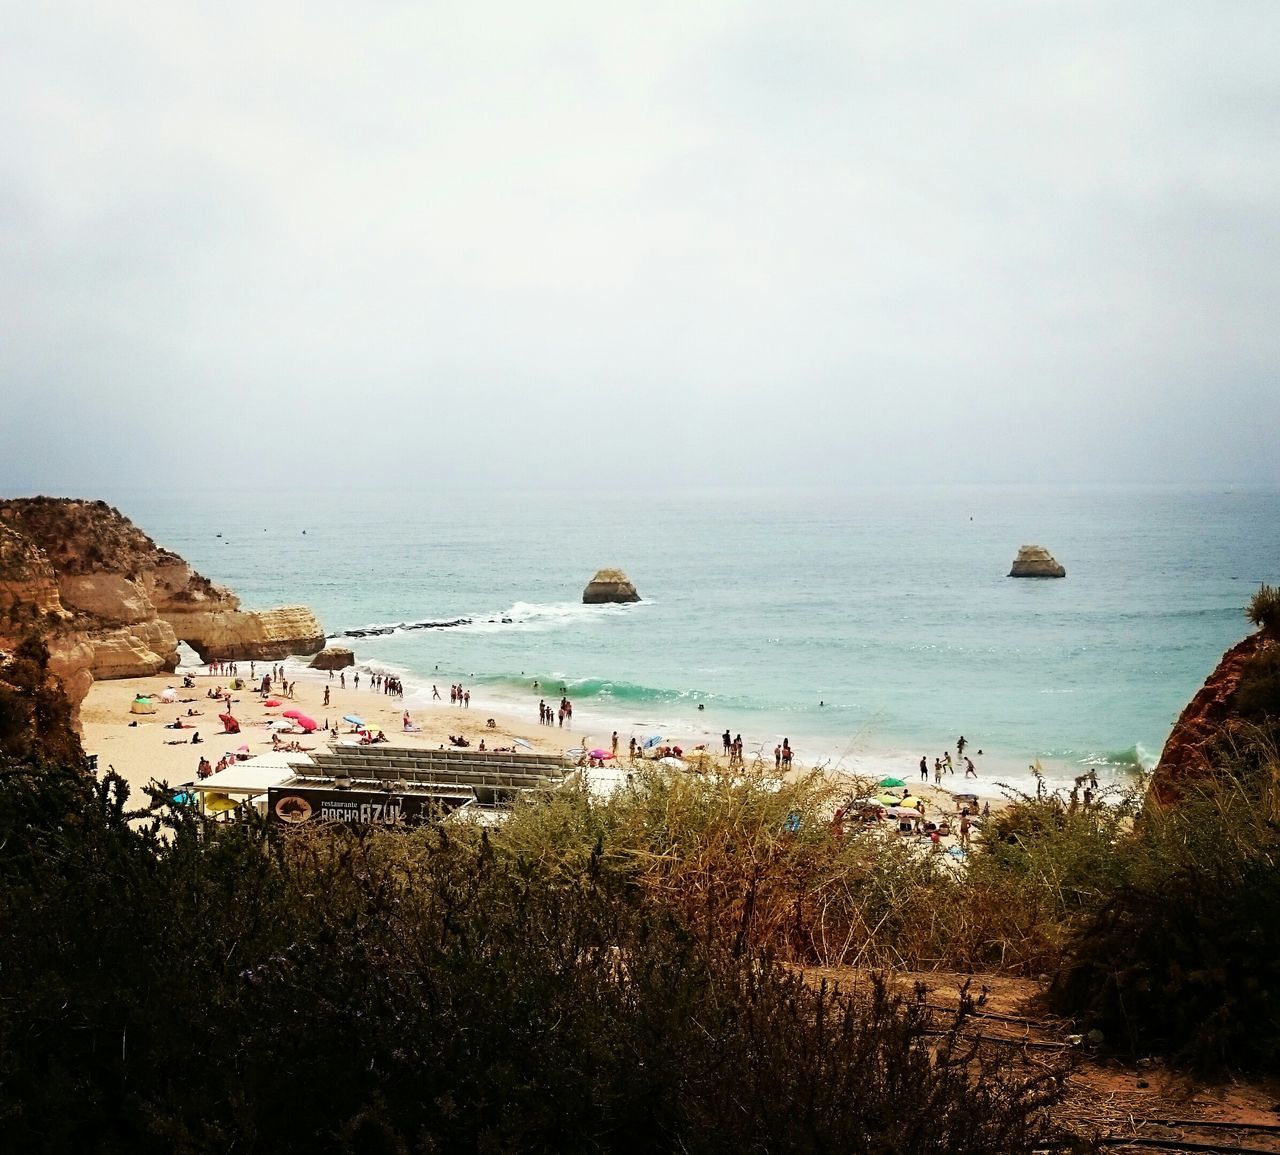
[{"xmin": 583, "ymin": 568, "xmax": 640, "ymax": 604}]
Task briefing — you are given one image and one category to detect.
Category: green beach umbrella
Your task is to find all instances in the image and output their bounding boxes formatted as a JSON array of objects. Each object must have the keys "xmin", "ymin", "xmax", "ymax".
[{"xmin": 878, "ymin": 776, "xmax": 906, "ymax": 788}]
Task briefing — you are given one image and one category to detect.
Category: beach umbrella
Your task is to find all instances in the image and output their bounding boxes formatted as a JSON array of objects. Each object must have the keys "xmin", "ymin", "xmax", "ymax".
[
  {"xmin": 236, "ymin": 744, "xmax": 250, "ymax": 754},
  {"xmin": 204, "ymin": 793, "xmax": 236, "ymax": 814},
  {"xmin": 642, "ymin": 735, "xmax": 663, "ymax": 749},
  {"xmin": 282, "ymin": 708, "xmax": 303, "ymax": 719},
  {"xmin": 264, "ymin": 698, "xmax": 282, "ymax": 707},
  {"xmin": 270, "ymin": 719, "xmax": 294, "ymax": 731},
  {"xmin": 589, "ymin": 748, "xmax": 614, "ymax": 760},
  {"xmin": 900, "ymin": 796, "xmax": 924, "ymax": 809},
  {"xmin": 875, "ymin": 794, "xmax": 900, "ymax": 807},
  {"xmin": 658, "ymin": 756, "xmax": 685, "ymax": 767},
  {"xmin": 878, "ymin": 776, "xmax": 906, "ymax": 788},
  {"xmin": 294, "ymin": 714, "xmax": 318, "ymax": 732},
  {"xmin": 514, "ymin": 738, "xmax": 532, "ymax": 750},
  {"xmin": 343, "ymin": 714, "xmax": 365, "ymax": 727}
]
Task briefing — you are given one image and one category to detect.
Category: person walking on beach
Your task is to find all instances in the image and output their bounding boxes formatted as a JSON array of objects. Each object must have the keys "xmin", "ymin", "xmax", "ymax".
[
  {"xmin": 611, "ymin": 731, "xmax": 618, "ymax": 757},
  {"xmin": 933, "ymin": 758, "xmax": 943, "ymax": 786},
  {"xmin": 964, "ymin": 756, "xmax": 977, "ymax": 779},
  {"xmin": 919, "ymin": 756, "xmax": 928, "ymax": 782},
  {"xmin": 942, "ymin": 751, "xmax": 953, "ymax": 775},
  {"xmin": 432, "ymin": 685, "xmax": 441, "ymax": 700},
  {"xmin": 774, "ymin": 744, "xmax": 782, "ymax": 770}
]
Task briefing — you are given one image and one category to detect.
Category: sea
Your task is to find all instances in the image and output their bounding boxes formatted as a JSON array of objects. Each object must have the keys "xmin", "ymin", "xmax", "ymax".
[{"xmin": 107, "ymin": 484, "xmax": 1278, "ymax": 794}]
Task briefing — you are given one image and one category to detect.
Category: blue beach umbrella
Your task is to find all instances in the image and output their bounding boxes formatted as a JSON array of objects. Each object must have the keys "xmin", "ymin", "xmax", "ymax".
[
  {"xmin": 343, "ymin": 714, "xmax": 365, "ymax": 727},
  {"xmin": 643, "ymin": 735, "xmax": 663, "ymax": 749}
]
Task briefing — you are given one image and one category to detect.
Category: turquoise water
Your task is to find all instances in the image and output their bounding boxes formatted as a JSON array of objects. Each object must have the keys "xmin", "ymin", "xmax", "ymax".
[{"xmin": 111, "ymin": 484, "xmax": 1278, "ymax": 789}]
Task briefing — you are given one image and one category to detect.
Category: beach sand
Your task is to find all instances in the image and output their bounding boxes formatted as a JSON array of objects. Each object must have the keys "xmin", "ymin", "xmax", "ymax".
[{"xmin": 80, "ymin": 664, "xmax": 997, "ymax": 830}]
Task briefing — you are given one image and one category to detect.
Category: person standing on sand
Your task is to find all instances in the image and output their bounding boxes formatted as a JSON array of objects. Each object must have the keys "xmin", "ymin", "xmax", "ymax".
[
  {"xmin": 723, "ymin": 730, "xmax": 731, "ymax": 755},
  {"xmin": 774, "ymin": 744, "xmax": 782, "ymax": 770},
  {"xmin": 464, "ymin": 690, "xmax": 470, "ymax": 708},
  {"xmin": 354, "ymin": 672, "xmax": 360, "ymax": 689},
  {"xmin": 919, "ymin": 756, "xmax": 928, "ymax": 782},
  {"xmin": 957, "ymin": 735, "xmax": 966, "ymax": 758},
  {"xmin": 323, "ymin": 686, "xmax": 330, "ymax": 707},
  {"xmin": 959, "ymin": 812, "xmax": 971, "ymax": 848},
  {"xmin": 933, "ymin": 759, "xmax": 943, "ymax": 786},
  {"xmin": 781, "ymin": 739, "xmax": 792, "ymax": 769},
  {"xmin": 340, "ymin": 672, "xmax": 345, "ymax": 689},
  {"xmin": 964, "ymin": 756, "xmax": 977, "ymax": 778},
  {"xmin": 611, "ymin": 731, "xmax": 618, "ymax": 756}
]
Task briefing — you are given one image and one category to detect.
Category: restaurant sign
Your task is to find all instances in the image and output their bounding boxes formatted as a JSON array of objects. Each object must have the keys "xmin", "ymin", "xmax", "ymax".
[{"xmin": 267, "ymin": 785, "xmax": 467, "ymax": 827}]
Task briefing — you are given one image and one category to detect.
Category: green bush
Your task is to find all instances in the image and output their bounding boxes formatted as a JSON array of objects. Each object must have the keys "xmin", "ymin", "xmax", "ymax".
[
  {"xmin": 1050, "ymin": 736, "xmax": 1280, "ymax": 1073},
  {"xmin": 1247, "ymin": 582, "xmax": 1280, "ymax": 636},
  {"xmin": 0, "ymin": 760, "xmax": 1069, "ymax": 1153},
  {"xmin": 1234, "ymin": 644, "xmax": 1280, "ymax": 723}
]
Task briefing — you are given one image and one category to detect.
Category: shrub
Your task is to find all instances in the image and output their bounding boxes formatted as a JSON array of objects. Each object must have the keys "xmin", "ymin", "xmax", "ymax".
[
  {"xmin": 1234, "ymin": 644, "xmax": 1280, "ymax": 723},
  {"xmin": 1050, "ymin": 734, "xmax": 1280, "ymax": 1073},
  {"xmin": 1246, "ymin": 582, "xmax": 1280, "ymax": 636},
  {"xmin": 0, "ymin": 759, "xmax": 1070, "ymax": 1153}
]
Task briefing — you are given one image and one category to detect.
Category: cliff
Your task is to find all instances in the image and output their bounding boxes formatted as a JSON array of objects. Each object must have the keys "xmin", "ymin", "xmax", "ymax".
[
  {"xmin": 1150, "ymin": 631, "xmax": 1273, "ymax": 806},
  {"xmin": 0, "ymin": 497, "xmax": 325, "ymax": 724}
]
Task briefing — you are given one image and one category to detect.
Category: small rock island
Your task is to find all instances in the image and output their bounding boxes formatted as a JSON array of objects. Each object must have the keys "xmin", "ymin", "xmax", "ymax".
[
  {"xmin": 582, "ymin": 568, "xmax": 640, "ymax": 604},
  {"xmin": 1009, "ymin": 545, "xmax": 1066, "ymax": 578}
]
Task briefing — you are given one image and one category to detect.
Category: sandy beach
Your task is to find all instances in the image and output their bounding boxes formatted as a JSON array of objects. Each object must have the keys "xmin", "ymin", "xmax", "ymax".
[{"xmin": 80, "ymin": 661, "xmax": 995, "ymax": 827}]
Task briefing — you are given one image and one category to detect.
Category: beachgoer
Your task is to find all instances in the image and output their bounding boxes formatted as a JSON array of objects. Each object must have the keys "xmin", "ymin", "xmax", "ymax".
[
  {"xmin": 611, "ymin": 731, "xmax": 618, "ymax": 756},
  {"xmin": 919, "ymin": 756, "xmax": 928, "ymax": 782},
  {"xmin": 433, "ymin": 685, "xmax": 441, "ymax": 700},
  {"xmin": 464, "ymin": 690, "xmax": 470, "ymax": 708},
  {"xmin": 959, "ymin": 813, "xmax": 971, "ymax": 848},
  {"xmin": 774, "ymin": 744, "xmax": 782, "ymax": 770},
  {"xmin": 929, "ymin": 828, "xmax": 941, "ymax": 853},
  {"xmin": 629, "ymin": 736, "xmax": 636, "ymax": 759},
  {"xmin": 957, "ymin": 735, "xmax": 966, "ymax": 757},
  {"xmin": 933, "ymin": 758, "xmax": 943, "ymax": 785},
  {"xmin": 943, "ymin": 751, "xmax": 953, "ymax": 775},
  {"xmin": 323, "ymin": 686, "xmax": 330, "ymax": 707},
  {"xmin": 723, "ymin": 730, "xmax": 731, "ymax": 755},
  {"xmin": 781, "ymin": 739, "xmax": 792, "ymax": 769},
  {"xmin": 340, "ymin": 672, "xmax": 345, "ymax": 688},
  {"xmin": 964, "ymin": 756, "xmax": 977, "ymax": 778}
]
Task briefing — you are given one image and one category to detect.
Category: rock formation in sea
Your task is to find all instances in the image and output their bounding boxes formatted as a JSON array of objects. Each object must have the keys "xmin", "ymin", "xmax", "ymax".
[
  {"xmin": 582, "ymin": 568, "xmax": 640, "ymax": 604},
  {"xmin": 0, "ymin": 497, "xmax": 326, "ymax": 724},
  {"xmin": 1008, "ymin": 545, "xmax": 1066, "ymax": 578},
  {"xmin": 309, "ymin": 646, "xmax": 355, "ymax": 670}
]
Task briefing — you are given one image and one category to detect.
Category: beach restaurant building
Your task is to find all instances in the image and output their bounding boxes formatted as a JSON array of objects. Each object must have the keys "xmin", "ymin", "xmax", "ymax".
[{"xmin": 182, "ymin": 743, "xmax": 570, "ymax": 827}]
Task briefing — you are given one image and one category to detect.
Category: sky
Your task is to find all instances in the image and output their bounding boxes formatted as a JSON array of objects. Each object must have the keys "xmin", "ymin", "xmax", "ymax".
[{"xmin": 2, "ymin": 1, "xmax": 1278, "ymax": 492}]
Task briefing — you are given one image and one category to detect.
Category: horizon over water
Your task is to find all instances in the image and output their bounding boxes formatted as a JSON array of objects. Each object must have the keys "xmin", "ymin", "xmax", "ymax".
[{"xmin": 97, "ymin": 483, "xmax": 1279, "ymax": 792}]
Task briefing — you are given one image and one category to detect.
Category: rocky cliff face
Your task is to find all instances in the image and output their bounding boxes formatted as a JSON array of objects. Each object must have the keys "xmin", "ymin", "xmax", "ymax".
[
  {"xmin": 582, "ymin": 568, "xmax": 640, "ymax": 604},
  {"xmin": 1150, "ymin": 631, "xmax": 1270, "ymax": 806},
  {"xmin": 0, "ymin": 497, "xmax": 325, "ymax": 724}
]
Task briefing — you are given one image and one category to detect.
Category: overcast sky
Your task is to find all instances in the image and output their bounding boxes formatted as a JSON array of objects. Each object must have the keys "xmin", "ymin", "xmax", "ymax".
[{"xmin": 2, "ymin": 1, "xmax": 1277, "ymax": 492}]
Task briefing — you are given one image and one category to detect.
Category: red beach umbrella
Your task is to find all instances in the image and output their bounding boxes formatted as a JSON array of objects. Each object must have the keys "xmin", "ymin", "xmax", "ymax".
[
  {"xmin": 294, "ymin": 714, "xmax": 318, "ymax": 732},
  {"xmin": 264, "ymin": 698, "xmax": 282, "ymax": 707},
  {"xmin": 281, "ymin": 708, "xmax": 303, "ymax": 719}
]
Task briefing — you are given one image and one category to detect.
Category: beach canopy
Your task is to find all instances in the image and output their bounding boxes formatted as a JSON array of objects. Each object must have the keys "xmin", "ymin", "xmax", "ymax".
[
  {"xmin": 343, "ymin": 714, "xmax": 365, "ymax": 727},
  {"xmin": 589, "ymin": 748, "xmax": 614, "ymax": 760},
  {"xmin": 878, "ymin": 776, "xmax": 906, "ymax": 788},
  {"xmin": 282, "ymin": 708, "xmax": 303, "ymax": 719},
  {"xmin": 130, "ymin": 695, "xmax": 156, "ymax": 715},
  {"xmin": 294, "ymin": 714, "xmax": 317, "ymax": 732},
  {"xmin": 264, "ymin": 698, "xmax": 282, "ymax": 707},
  {"xmin": 642, "ymin": 735, "xmax": 663, "ymax": 749}
]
